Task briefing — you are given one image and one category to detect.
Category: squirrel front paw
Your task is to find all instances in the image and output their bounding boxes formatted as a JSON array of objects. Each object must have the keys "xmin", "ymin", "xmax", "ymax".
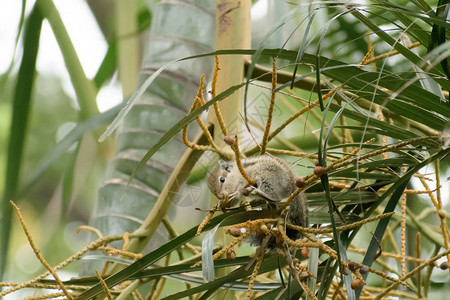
[
  {"xmin": 245, "ymin": 185, "xmax": 259, "ymax": 195},
  {"xmin": 227, "ymin": 191, "xmax": 241, "ymax": 203}
]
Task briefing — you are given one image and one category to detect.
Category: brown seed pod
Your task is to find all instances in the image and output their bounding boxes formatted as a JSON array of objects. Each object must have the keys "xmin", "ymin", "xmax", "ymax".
[
  {"xmin": 301, "ymin": 246, "xmax": 310, "ymax": 259},
  {"xmin": 314, "ymin": 166, "xmax": 327, "ymax": 176},
  {"xmin": 360, "ymin": 265, "xmax": 369, "ymax": 274},
  {"xmin": 260, "ymin": 224, "xmax": 269, "ymax": 234},
  {"xmin": 437, "ymin": 209, "xmax": 446, "ymax": 218},
  {"xmin": 348, "ymin": 261, "xmax": 359, "ymax": 272},
  {"xmin": 351, "ymin": 279, "xmax": 364, "ymax": 290},
  {"xmin": 295, "ymin": 177, "xmax": 306, "ymax": 188},
  {"xmin": 341, "ymin": 266, "xmax": 349, "ymax": 276},
  {"xmin": 299, "ymin": 271, "xmax": 309, "ymax": 281},
  {"xmin": 440, "ymin": 261, "xmax": 449, "ymax": 270},
  {"xmin": 224, "ymin": 135, "xmax": 236, "ymax": 146},
  {"xmin": 226, "ymin": 227, "xmax": 242, "ymax": 237},
  {"xmin": 226, "ymin": 249, "xmax": 236, "ymax": 260}
]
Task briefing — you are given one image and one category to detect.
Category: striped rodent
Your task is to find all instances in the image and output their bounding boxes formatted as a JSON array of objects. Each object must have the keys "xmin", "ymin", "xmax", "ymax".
[{"xmin": 207, "ymin": 155, "xmax": 309, "ymax": 244}]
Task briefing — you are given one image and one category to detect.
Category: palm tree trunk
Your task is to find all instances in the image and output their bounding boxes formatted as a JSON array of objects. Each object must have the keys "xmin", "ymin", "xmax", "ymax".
[{"xmin": 81, "ymin": 0, "xmax": 215, "ymax": 275}]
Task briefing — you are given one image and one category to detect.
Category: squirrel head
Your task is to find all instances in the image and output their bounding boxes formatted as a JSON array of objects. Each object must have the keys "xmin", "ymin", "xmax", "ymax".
[{"xmin": 207, "ymin": 160, "xmax": 234, "ymax": 200}]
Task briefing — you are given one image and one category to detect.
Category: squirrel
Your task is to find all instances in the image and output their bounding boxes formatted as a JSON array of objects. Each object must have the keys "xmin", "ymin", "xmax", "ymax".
[{"xmin": 207, "ymin": 155, "xmax": 309, "ymax": 247}]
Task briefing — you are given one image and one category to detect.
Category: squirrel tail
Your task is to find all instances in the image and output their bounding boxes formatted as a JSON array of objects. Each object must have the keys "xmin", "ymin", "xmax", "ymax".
[
  {"xmin": 285, "ymin": 192, "xmax": 309, "ymax": 241},
  {"xmin": 248, "ymin": 193, "xmax": 309, "ymax": 249}
]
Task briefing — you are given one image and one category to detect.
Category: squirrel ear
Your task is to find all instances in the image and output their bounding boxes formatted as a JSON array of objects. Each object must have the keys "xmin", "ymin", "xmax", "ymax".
[{"xmin": 219, "ymin": 160, "xmax": 232, "ymax": 172}]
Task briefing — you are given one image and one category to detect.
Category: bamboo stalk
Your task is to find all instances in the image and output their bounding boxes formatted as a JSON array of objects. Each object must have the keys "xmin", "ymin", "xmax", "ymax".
[{"xmin": 208, "ymin": 2, "xmax": 251, "ymax": 299}]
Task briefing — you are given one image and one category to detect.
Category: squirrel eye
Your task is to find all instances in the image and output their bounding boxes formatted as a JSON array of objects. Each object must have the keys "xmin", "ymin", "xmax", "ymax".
[{"xmin": 219, "ymin": 177, "xmax": 226, "ymax": 183}]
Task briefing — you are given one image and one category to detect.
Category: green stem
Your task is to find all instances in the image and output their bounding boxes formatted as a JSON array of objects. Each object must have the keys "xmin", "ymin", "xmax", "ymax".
[
  {"xmin": 0, "ymin": 3, "xmax": 43, "ymax": 282},
  {"xmin": 36, "ymin": 0, "xmax": 99, "ymax": 120},
  {"xmin": 36, "ymin": 0, "xmax": 114, "ymax": 162},
  {"xmin": 115, "ymin": 0, "xmax": 139, "ymax": 97}
]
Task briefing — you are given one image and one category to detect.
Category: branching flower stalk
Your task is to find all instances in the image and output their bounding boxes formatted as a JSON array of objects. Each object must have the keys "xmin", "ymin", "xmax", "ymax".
[
  {"xmin": 159, "ymin": 51, "xmax": 444, "ymax": 299},
  {"xmin": 227, "ymin": 135, "xmax": 255, "ymax": 186},
  {"xmin": 400, "ymin": 192, "xmax": 408, "ymax": 279},
  {"xmin": 196, "ymin": 204, "xmax": 218, "ymax": 236},
  {"xmin": 260, "ymin": 57, "xmax": 278, "ymax": 155},
  {"xmin": 246, "ymin": 245, "xmax": 265, "ymax": 300},
  {"xmin": 168, "ymin": 35, "xmax": 440, "ymax": 299},
  {"xmin": 434, "ymin": 160, "xmax": 450, "ymax": 267},
  {"xmin": 264, "ymin": 44, "xmax": 381, "ymax": 148},
  {"xmin": 1, "ymin": 204, "xmax": 144, "ymax": 298},
  {"xmin": 11, "ymin": 37, "xmax": 447, "ymax": 300},
  {"xmin": 348, "ymin": 246, "xmax": 439, "ymax": 267},
  {"xmin": 280, "ymin": 136, "xmax": 436, "ymax": 211},
  {"xmin": 95, "ymin": 270, "xmax": 113, "ymax": 300},
  {"xmin": 211, "ymin": 56, "xmax": 229, "ymax": 137},
  {"xmin": 10, "ymin": 201, "xmax": 73, "ymax": 300},
  {"xmin": 374, "ymin": 248, "xmax": 450, "ymax": 299},
  {"xmin": 182, "ymin": 75, "xmax": 218, "ymax": 153},
  {"xmin": 287, "ymin": 212, "xmax": 394, "ymax": 234},
  {"xmin": 191, "ymin": 226, "xmax": 256, "ymax": 268}
]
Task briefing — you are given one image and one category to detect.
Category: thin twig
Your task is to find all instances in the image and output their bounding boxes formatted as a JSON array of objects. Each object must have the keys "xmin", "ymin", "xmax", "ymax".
[
  {"xmin": 434, "ymin": 160, "xmax": 450, "ymax": 267},
  {"xmin": 277, "ymin": 224, "xmax": 348, "ymax": 270},
  {"xmin": 0, "ymin": 232, "xmax": 138, "ymax": 297},
  {"xmin": 348, "ymin": 246, "xmax": 438, "ymax": 266},
  {"xmin": 182, "ymin": 75, "xmax": 222, "ymax": 154},
  {"xmin": 374, "ymin": 248, "xmax": 450, "ymax": 299},
  {"xmin": 122, "ymin": 232, "xmax": 130, "ymax": 250},
  {"xmin": 230, "ymin": 135, "xmax": 255, "ymax": 185},
  {"xmin": 98, "ymin": 246, "xmax": 143, "ymax": 260},
  {"xmin": 246, "ymin": 246, "xmax": 266, "ymax": 300},
  {"xmin": 261, "ymin": 57, "xmax": 277, "ymax": 154},
  {"xmin": 266, "ymin": 45, "xmax": 379, "ymax": 145},
  {"xmin": 211, "ymin": 56, "xmax": 229, "ymax": 137},
  {"xmin": 300, "ymin": 279, "xmax": 319, "ymax": 300},
  {"xmin": 287, "ymin": 212, "xmax": 394, "ymax": 234},
  {"xmin": 363, "ymin": 42, "xmax": 421, "ymax": 65},
  {"xmin": 191, "ymin": 227, "xmax": 256, "ymax": 268},
  {"xmin": 360, "ymin": 45, "xmax": 376, "ymax": 66},
  {"xmin": 196, "ymin": 204, "xmax": 218, "ymax": 236},
  {"xmin": 182, "ymin": 95, "xmax": 214, "ymax": 152},
  {"xmin": 400, "ymin": 190, "xmax": 407, "ymax": 279},
  {"xmin": 77, "ymin": 225, "xmax": 104, "ymax": 239},
  {"xmin": 226, "ymin": 218, "xmax": 277, "ymax": 230},
  {"xmin": 95, "ymin": 270, "xmax": 113, "ymax": 300},
  {"xmin": 416, "ymin": 232, "xmax": 422, "ymax": 298},
  {"xmin": 266, "ymin": 147, "xmax": 336, "ymax": 161},
  {"xmin": 23, "ymin": 292, "xmax": 79, "ymax": 300},
  {"xmin": 10, "ymin": 201, "xmax": 73, "ymax": 300}
]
